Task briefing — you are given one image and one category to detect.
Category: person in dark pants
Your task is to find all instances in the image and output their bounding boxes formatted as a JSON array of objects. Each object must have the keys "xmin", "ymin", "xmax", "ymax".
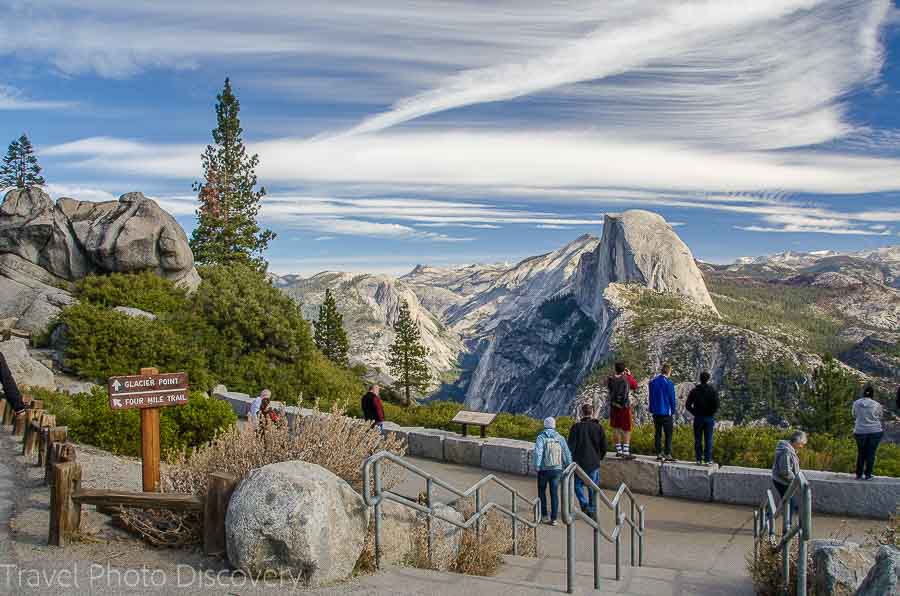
[
  {"xmin": 648, "ymin": 363, "xmax": 677, "ymax": 462},
  {"xmin": 0, "ymin": 351, "xmax": 26, "ymax": 416},
  {"xmin": 685, "ymin": 371, "xmax": 719, "ymax": 466},
  {"xmin": 853, "ymin": 385, "xmax": 883, "ymax": 480},
  {"xmin": 361, "ymin": 385, "xmax": 385, "ymax": 434},
  {"xmin": 534, "ymin": 417, "xmax": 572, "ymax": 526},
  {"xmin": 771, "ymin": 430, "xmax": 807, "ymax": 516},
  {"xmin": 567, "ymin": 404, "xmax": 607, "ymax": 515}
]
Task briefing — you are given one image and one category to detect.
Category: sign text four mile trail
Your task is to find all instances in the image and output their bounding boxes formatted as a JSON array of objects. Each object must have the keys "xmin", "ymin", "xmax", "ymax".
[{"xmin": 107, "ymin": 372, "xmax": 189, "ymax": 410}]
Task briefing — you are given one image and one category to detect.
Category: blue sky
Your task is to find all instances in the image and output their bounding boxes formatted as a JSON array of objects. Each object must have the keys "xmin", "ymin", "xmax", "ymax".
[{"xmin": 2, "ymin": 0, "xmax": 900, "ymax": 275}]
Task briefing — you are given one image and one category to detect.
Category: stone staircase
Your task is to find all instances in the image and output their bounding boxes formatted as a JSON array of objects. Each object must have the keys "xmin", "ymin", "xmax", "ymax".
[{"xmin": 328, "ymin": 555, "xmax": 754, "ymax": 596}]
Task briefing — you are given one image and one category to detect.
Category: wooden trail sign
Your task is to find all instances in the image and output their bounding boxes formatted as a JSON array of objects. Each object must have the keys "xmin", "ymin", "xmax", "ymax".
[
  {"xmin": 107, "ymin": 372, "xmax": 188, "ymax": 410},
  {"xmin": 108, "ymin": 368, "xmax": 188, "ymax": 492}
]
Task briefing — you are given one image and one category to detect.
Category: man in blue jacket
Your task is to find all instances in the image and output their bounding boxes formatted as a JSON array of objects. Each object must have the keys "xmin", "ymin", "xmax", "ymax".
[{"xmin": 649, "ymin": 363, "xmax": 677, "ymax": 462}]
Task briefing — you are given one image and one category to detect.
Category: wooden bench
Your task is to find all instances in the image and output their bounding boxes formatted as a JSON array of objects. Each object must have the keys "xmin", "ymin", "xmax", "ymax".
[{"xmin": 451, "ymin": 410, "xmax": 497, "ymax": 438}]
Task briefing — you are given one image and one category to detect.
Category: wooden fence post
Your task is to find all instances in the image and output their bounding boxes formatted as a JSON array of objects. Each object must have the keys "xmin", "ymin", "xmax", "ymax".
[
  {"xmin": 48, "ymin": 461, "xmax": 82, "ymax": 547},
  {"xmin": 12, "ymin": 410, "xmax": 28, "ymax": 436},
  {"xmin": 1, "ymin": 400, "xmax": 14, "ymax": 426},
  {"xmin": 0, "ymin": 399, "xmax": 7, "ymax": 424},
  {"xmin": 204, "ymin": 472, "xmax": 237, "ymax": 556},
  {"xmin": 43, "ymin": 428, "xmax": 70, "ymax": 485}
]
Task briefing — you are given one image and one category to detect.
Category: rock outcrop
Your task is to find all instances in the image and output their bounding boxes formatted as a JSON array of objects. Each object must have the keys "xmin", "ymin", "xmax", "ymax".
[
  {"xmin": 0, "ymin": 187, "xmax": 200, "ymax": 334},
  {"xmin": 225, "ymin": 461, "xmax": 369, "ymax": 587},
  {"xmin": 811, "ymin": 540, "xmax": 875, "ymax": 596},
  {"xmin": 0, "ymin": 338, "xmax": 54, "ymax": 390},
  {"xmin": 575, "ymin": 211, "xmax": 717, "ymax": 319},
  {"xmin": 856, "ymin": 545, "xmax": 900, "ymax": 596}
]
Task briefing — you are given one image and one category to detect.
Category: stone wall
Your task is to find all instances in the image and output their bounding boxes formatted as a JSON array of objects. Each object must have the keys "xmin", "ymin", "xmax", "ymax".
[{"xmin": 213, "ymin": 389, "xmax": 900, "ymax": 519}]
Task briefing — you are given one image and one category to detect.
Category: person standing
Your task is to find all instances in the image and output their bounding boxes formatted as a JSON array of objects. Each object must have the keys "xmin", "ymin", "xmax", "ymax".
[
  {"xmin": 607, "ymin": 362, "xmax": 638, "ymax": 459},
  {"xmin": 771, "ymin": 430, "xmax": 807, "ymax": 513},
  {"xmin": 853, "ymin": 385, "xmax": 883, "ymax": 481},
  {"xmin": 534, "ymin": 417, "xmax": 572, "ymax": 526},
  {"xmin": 249, "ymin": 389, "xmax": 270, "ymax": 424},
  {"xmin": 685, "ymin": 372, "xmax": 719, "ymax": 466},
  {"xmin": 649, "ymin": 363, "xmax": 677, "ymax": 462},
  {"xmin": 0, "ymin": 351, "xmax": 26, "ymax": 418},
  {"xmin": 361, "ymin": 384, "xmax": 386, "ymax": 433},
  {"xmin": 567, "ymin": 404, "xmax": 607, "ymax": 515}
]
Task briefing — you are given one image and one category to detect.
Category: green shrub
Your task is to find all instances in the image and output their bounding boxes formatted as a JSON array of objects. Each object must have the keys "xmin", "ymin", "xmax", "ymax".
[
  {"xmin": 57, "ymin": 264, "xmax": 363, "ymax": 402},
  {"xmin": 30, "ymin": 387, "xmax": 236, "ymax": 458},
  {"xmin": 76, "ymin": 271, "xmax": 189, "ymax": 314}
]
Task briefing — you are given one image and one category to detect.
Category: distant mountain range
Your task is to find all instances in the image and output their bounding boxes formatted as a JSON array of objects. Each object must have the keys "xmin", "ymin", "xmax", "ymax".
[{"xmin": 274, "ymin": 221, "xmax": 899, "ymax": 423}]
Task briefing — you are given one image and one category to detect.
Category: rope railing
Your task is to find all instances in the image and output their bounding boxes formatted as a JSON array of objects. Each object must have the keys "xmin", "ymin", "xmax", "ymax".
[
  {"xmin": 752, "ymin": 472, "xmax": 812, "ymax": 596},
  {"xmin": 561, "ymin": 463, "xmax": 646, "ymax": 593}
]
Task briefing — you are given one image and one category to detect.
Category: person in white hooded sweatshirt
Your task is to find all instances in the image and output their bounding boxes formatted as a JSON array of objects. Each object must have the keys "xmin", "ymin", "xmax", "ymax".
[{"xmin": 853, "ymin": 385, "xmax": 883, "ymax": 480}]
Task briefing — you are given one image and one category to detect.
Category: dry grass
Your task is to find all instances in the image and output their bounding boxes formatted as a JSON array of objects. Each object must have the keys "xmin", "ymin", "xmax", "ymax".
[
  {"xmin": 448, "ymin": 500, "xmax": 538, "ymax": 576},
  {"xmin": 746, "ymin": 538, "xmax": 812, "ymax": 596},
  {"xmin": 867, "ymin": 509, "xmax": 899, "ymax": 548},
  {"xmin": 164, "ymin": 402, "xmax": 406, "ymax": 496}
]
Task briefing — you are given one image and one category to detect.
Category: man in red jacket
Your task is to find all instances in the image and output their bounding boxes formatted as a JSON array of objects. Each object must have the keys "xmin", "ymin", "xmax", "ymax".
[
  {"xmin": 607, "ymin": 362, "xmax": 638, "ymax": 459},
  {"xmin": 361, "ymin": 385, "xmax": 385, "ymax": 434}
]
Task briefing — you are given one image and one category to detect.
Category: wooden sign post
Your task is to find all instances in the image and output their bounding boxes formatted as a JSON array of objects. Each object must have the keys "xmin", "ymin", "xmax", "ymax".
[
  {"xmin": 107, "ymin": 368, "xmax": 188, "ymax": 492},
  {"xmin": 451, "ymin": 410, "xmax": 498, "ymax": 438}
]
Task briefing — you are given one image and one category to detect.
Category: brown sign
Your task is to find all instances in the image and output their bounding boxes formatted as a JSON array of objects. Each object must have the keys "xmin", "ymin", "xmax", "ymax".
[
  {"xmin": 451, "ymin": 411, "xmax": 497, "ymax": 427},
  {"xmin": 107, "ymin": 372, "xmax": 189, "ymax": 410}
]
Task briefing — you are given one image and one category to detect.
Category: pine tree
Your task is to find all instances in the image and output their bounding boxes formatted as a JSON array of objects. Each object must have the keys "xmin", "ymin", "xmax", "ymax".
[
  {"xmin": 0, "ymin": 133, "xmax": 45, "ymax": 190},
  {"xmin": 190, "ymin": 78, "xmax": 275, "ymax": 270},
  {"xmin": 793, "ymin": 355, "xmax": 857, "ymax": 436},
  {"xmin": 387, "ymin": 300, "xmax": 431, "ymax": 406},
  {"xmin": 314, "ymin": 288, "xmax": 350, "ymax": 367}
]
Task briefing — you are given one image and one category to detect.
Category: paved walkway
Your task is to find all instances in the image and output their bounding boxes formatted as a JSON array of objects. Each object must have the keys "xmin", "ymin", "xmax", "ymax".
[{"xmin": 0, "ymin": 432, "xmax": 886, "ymax": 595}]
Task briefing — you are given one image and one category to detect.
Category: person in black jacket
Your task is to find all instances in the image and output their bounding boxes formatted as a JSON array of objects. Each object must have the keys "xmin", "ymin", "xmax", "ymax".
[
  {"xmin": 0, "ymin": 351, "xmax": 26, "ymax": 417},
  {"xmin": 361, "ymin": 385, "xmax": 385, "ymax": 433},
  {"xmin": 567, "ymin": 403, "xmax": 607, "ymax": 515},
  {"xmin": 685, "ymin": 371, "xmax": 719, "ymax": 466}
]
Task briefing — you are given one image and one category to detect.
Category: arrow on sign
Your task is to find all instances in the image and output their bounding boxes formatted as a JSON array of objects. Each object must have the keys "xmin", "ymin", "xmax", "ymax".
[
  {"xmin": 112, "ymin": 380, "xmax": 122, "ymax": 392},
  {"xmin": 113, "ymin": 398, "xmax": 122, "ymax": 407}
]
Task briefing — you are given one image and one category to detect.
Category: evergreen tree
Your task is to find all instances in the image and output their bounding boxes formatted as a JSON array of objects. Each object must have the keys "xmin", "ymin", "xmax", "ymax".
[
  {"xmin": 314, "ymin": 288, "xmax": 350, "ymax": 367},
  {"xmin": 387, "ymin": 300, "xmax": 431, "ymax": 406},
  {"xmin": 190, "ymin": 78, "xmax": 274, "ymax": 270},
  {"xmin": 792, "ymin": 355, "xmax": 856, "ymax": 436},
  {"xmin": 0, "ymin": 133, "xmax": 45, "ymax": 190}
]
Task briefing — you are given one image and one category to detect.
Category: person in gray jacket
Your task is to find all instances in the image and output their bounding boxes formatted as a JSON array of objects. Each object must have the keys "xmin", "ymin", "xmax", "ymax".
[
  {"xmin": 853, "ymin": 385, "xmax": 883, "ymax": 480},
  {"xmin": 771, "ymin": 431, "xmax": 807, "ymax": 511}
]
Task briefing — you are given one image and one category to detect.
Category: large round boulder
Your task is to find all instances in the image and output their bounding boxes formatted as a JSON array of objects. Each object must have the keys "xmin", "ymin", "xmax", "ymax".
[
  {"xmin": 811, "ymin": 540, "xmax": 874, "ymax": 596},
  {"xmin": 225, "ymin": 461, "xmax": 369, "ymax": 587}
]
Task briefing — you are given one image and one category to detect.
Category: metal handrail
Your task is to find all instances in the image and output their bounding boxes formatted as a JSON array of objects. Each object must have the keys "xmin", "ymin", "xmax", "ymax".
[
  {"xmin": 752, "ymin": 472, "xmax": 812, "ymax": 596},
  {"xmin": 362, "ymin": 451, "xmax": 541, "ymax": 569},
  {"xmin": 561, "ymin": 463, "xmax": 646, "ymax": 593}
]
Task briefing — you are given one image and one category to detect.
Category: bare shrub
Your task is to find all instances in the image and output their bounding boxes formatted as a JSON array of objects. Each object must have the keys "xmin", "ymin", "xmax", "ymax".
[
  {"xmin": 867, "ymin": 508, "xmax": 899, "ymax": 548},
  {"xmin": 448, "ymin": 500, "xmax": 538, "ymax": 576},
  {"xmin": 164, "ymin": 402, "xmax": 406, "ymax": 496},
  {"xmin": 746, "ymin": 538, "xmax": 812, "ymax": 596}
]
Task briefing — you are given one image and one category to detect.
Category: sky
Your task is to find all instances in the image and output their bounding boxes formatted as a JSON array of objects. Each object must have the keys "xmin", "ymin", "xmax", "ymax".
[{"xmin": 2, "ymin": 0, "xmax": 900, "ymax": 275}]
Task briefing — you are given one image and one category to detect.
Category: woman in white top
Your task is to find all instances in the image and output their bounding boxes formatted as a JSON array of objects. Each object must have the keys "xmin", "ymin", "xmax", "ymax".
[{"xmin": 852, "ymin": 385, "xmax": 883, "ymax": 481}]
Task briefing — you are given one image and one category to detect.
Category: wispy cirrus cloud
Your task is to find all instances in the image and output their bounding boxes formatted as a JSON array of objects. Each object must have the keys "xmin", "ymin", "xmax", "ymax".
[{"xmin": 0, "ymin": 85, "xmax": 72, "ymax": 110}]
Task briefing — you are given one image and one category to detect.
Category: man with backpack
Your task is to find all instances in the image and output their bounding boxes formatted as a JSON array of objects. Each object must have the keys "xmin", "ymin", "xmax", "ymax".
[
  {"xmin": 607, "ymin": 362, "xmax": 638, "ymax": 459},
  {"xmin": 567, "ymin": 404, "xmax": 607, "ymax": 515},
  {"xmin": 534, "ymin": 417, "xmax": 572, "ymax": 526}
]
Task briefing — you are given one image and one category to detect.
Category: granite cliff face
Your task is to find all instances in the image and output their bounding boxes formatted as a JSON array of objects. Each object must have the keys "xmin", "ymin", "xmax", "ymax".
[
  {"xmin": 465, "ymin": 211, "xmax": 717, "ymax": 416},
  {"xmin": 0, "ymin": 187, "xmax": 200, "ymax": 333}
]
